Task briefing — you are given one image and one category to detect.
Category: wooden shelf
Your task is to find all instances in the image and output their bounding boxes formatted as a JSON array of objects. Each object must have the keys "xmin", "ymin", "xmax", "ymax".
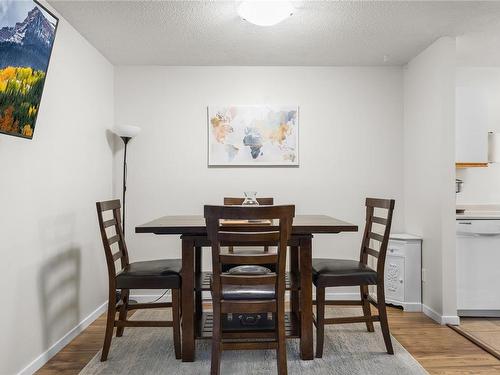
[
  {"xmin": 196, "ymin": 312, "xmax": 300, "ymax": 339},
  {"xmin": 456, "ymin": 162, "xmax": 489, "ymax": 169}
]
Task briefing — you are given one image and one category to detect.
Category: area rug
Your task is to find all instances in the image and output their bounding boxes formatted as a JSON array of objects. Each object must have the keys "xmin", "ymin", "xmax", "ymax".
[{"xmin": 80, "ymin": 308, "xmax": 428, "ymax": 375}]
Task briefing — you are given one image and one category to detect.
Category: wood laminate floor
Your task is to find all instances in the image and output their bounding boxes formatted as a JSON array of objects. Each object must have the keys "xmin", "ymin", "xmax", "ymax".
[
  {"xmin": 36, "ymin": 306, "xmax": 500, "ymax": 375},
  {"xmin": 449, "ymin": 317, "xmax": 500, "ymax": 361}
]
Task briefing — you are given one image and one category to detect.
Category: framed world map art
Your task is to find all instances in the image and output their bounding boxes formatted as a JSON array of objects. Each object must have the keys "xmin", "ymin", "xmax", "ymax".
[
  {"xmin": 208, "ymin": 105, "xmax": 299, "ymax": 166},
  {"xmin": 0, "ymin": 0, "xmax": 58, "ymax": 139}
]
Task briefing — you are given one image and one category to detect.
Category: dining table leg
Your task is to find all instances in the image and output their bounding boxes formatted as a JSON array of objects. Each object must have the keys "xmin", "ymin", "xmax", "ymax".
[
  {"xmin": 290, "ymin": 245, "xmax": 300, "ymax": 319},
  {"xmin": 299, "ymin": 235, "xmax": 314, "ymax": 360},
  {"xmin": 181, "ymin": 236, "xmax": 195, "ymax": 362},
  {"xmin": 195, "ymin": 246, "xmax": 203, "ymax": 330}
]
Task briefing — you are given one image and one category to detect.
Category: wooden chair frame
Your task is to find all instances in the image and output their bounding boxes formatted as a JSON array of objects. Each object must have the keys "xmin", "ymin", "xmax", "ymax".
[
  {"xmin": 96, "ymin": 199, "xmax": 181, "ymax": 361},
  {"xmin": 205, "ymin": 204, "xmax": 294, "ymax": 375},
  {"xmin": 314, "ymin": 198, "xmax": 396, "ymax": 357}
]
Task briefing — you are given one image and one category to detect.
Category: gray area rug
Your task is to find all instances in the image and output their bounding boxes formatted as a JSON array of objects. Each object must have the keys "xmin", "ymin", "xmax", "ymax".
[{"xmin": 80, "ymin": 308, "xmax": 428, "ymax": 375}]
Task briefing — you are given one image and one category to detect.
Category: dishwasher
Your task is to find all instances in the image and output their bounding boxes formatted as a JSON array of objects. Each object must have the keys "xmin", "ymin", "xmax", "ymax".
[{"xmin": 457, "ymin": 219, "xmax": 500, "ymax": 317}]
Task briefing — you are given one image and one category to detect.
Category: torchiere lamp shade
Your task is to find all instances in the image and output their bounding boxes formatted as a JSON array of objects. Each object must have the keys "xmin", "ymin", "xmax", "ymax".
[{"xmin": 113, "ymin": 125, "xmax": 141, "ymax": 139}]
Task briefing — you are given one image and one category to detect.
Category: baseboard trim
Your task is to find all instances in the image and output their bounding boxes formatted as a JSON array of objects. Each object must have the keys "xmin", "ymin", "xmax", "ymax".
[
  {"xmin": 18, "ymin": 293, "xmax": 174, "ymax": 374},
  {"xmin": 442, "ymin": 315, "xmax": 460, "ymax": 325},
  {"xmin": 422, "ymin": 304, "xmax": 441, "ymax": 323},
  {"xmin": 422, "ymin": 304, "xmax": 460, "ymax": 325},
  {"xmin": 386, "ymin": 299, "xmax": 422, "ymax": 312},
  {"xmin": 17, "ymin": 301, "xmax": 107, "ymax": 375}
]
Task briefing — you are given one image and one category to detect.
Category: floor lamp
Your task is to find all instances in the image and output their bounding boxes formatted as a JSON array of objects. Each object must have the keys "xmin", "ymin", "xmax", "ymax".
[{"xmin": 113, "ymin": 125, "xmax": 141, "ymax": 236}]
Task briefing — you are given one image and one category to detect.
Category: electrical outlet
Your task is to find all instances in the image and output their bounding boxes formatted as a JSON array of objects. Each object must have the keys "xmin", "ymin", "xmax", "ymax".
[{"xmin": 421, "ymin": 268, "xmax": 426, "ymax": 283}]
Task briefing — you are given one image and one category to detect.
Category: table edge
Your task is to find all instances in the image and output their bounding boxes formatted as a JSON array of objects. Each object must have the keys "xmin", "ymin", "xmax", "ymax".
[{"xmin": 135, "ymin": 225, "xmax": 358, "ymax": 235}]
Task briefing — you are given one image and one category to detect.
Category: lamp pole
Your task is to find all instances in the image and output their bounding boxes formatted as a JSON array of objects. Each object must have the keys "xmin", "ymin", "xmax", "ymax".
[
  {"xmin": 113, "ymin": 125, "xmax": 140, "ymax": 238},
  {"xmin": 112, "ymin": 125, "xmax": 140, "ymax": 305},
  {"xmin": 121, "ymin": 136, "xmax": 131, "ymax": 236}
]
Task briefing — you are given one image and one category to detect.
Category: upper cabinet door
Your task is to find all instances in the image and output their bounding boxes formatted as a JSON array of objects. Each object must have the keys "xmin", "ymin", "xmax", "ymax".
[{"xmin": 456, "ymin": 87, "xmax": 489, "ymax": 163}]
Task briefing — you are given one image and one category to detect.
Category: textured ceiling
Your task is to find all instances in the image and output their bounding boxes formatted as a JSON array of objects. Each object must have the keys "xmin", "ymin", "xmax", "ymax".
[{"xmin": 48, "ymin": 0, "xmax": 500, "ymax": 66}]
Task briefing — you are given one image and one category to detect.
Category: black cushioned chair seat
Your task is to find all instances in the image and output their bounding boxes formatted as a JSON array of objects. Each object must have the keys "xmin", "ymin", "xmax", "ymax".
[
  {"xmin": 312, "ymin": 258, "xmax": 377, "ymax": 287},
  {"xmin": 215, "ymin": 264, "xmax": 275, "ymax": 300},
  {"xmin": 116, "ymin": 259, "xmax": 181, "ymax": 289}
]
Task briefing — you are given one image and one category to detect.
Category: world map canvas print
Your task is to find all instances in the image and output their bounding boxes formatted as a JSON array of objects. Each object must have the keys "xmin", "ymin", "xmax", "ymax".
[
  {"xmin": 208, "ymin": 105, "xmax": 299, "ymax": 166},
  {"xmin": 0, "ymin": 0, "xmax": 58, "ymax": 139}
]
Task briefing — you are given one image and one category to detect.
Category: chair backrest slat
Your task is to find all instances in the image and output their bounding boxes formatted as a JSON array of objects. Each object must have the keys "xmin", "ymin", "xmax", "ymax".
[
  {"xmin": 103, "ymin": 218, "xmax": 117, "ymax": 228},
  {"xmin": 112, "ymin": 251, "xmax": 124, "ymax": 261},
  {"xmin": 369, "ymin": 232, "xmax": 384, "ymax": 243},
  {"xmin": 365, "ymin": 246, "xmax": 379, "ymax": 258},
  {"xmin": 220, "ymin": 274, "xmax": 277, "ymax": 286},
  {"xmin": 372, "ymin": 216, "xmax": 387, "ymax": 225},
  {"xmin": 205, "ymin": 205, "xmax": 294, "ymax": 300},
  {"xmin": 218, "ymin": 231, "xmax": 280, "ymax": 244},
  {"xmin": 359, "ymin": 198, "xmax": 395, "ymax": 277},
  {"xmin": 97, "ymin": 199, "xmax": 121, "ymax": 212},
  {"xmin": 96, "ymin": 200, "xmax": 130, "ymax": 280},
  {"xmin": 108, "ymin": 234, "xmax": 120, "ymax": 246},
  {"xmin": 366, "ymin": 198, "xmax": 394, "ymax": 209},
  {"xmin": 220, "ymin": 253, "xmax": 278, "ymax": 265},
  {"xmin": 224, "ymin": 197, "xmax": 274, "ymax": 206},
  {"xmin": 207, "ymin": 205, "xmax": 292, "ymax": 220}
]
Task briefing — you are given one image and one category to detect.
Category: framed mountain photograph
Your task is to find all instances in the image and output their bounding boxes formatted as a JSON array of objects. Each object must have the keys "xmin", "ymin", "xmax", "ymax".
[{"xmin": 0, "ymin": 0, "xmax": 58, "ymax": 139}]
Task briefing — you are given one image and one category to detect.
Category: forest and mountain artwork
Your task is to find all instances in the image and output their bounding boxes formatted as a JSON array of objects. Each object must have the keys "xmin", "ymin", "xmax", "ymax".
[
  {"xmin": 208, "ymin": 105, "xmax": 299, "ymax": 166},
  {"xmin": 0, "ymin": 0, "xmax": 58, "ymax": 139}
]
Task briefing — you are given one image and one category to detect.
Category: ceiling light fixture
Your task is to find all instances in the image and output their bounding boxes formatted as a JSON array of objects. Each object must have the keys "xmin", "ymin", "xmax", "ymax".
[{"xmin": 238, "ymin": 1, "xmax": 294, "ymax": 27}]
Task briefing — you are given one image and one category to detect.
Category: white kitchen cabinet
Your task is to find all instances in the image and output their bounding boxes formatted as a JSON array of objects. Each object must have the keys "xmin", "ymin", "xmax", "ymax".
[
  {"xmin": 455, "ymin": 86, "xmax": 489, "ymax": 164},
  {"xmin": 384, "ymin": 234, "xmax": 422, "ymax": 312}
]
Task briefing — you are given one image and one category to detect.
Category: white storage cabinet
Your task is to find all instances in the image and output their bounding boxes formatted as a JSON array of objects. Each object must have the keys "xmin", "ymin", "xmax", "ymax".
[{"xmin": 383, "ymin": 234, "xmax": 422, "ymax": 312}]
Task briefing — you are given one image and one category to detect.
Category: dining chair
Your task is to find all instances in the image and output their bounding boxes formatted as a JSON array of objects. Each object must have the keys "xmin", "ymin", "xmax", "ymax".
[
  {"xmin": 224, "ymin": 197, "xmax": 274, "ymax": 253},
  {"xmin": 205, "ymin": 204, "xmax": 295, "ymax": 375},
  {"xmin": 313, "ymin": 198, "xmax": 395, "ymax": 357},
  {"xmin": 96, "ymin": 199, "xmax": 182, "ymax": 361}
]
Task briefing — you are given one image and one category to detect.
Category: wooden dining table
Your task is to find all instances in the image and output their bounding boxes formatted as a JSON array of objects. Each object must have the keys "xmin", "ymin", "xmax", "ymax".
[{"xmin": 136, "ymin": 214, "xmax": 357, "ymax": 362}]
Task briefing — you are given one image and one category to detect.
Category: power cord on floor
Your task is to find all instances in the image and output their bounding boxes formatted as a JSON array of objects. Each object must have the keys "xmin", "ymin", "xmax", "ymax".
[
  {"xmin": 147, "ymin": 289, "xmax": 169, "ymax": 303},
  {"xmin": 117, "ymin": 290, "xmax": 169, "ymax": 304}
]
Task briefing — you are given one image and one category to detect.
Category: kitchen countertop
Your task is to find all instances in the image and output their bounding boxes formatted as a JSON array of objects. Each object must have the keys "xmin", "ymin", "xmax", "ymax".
[
  {"xmin": 390, "ymin": 233, "xmax": 422, "ymax": 241},
  {"xmin": 456, "ymin": 204, "xmax": 500, "ymax": 220}
]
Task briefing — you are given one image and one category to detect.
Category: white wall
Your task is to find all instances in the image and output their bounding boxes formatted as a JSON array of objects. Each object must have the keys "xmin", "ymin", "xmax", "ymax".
[
  {"xmin": 0, "ymin": 3, "xmax": 114, "ymax": 374},
  {"xmin": 456, "ymin": 67, "xmax": 500, "ymax": 204},
  {"xmin": 403, "ymin": 37, "xmax": 458, "ymax": 323},
  {"xmin": 114, "ymin": 66, "xmax": 405, "ymax": 294}
]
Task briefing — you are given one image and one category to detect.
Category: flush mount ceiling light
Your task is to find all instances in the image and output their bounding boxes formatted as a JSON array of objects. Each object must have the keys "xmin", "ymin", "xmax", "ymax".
[{"xmin": 238, "ymin": 1, "xmax": 294, "ymax": 27}]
